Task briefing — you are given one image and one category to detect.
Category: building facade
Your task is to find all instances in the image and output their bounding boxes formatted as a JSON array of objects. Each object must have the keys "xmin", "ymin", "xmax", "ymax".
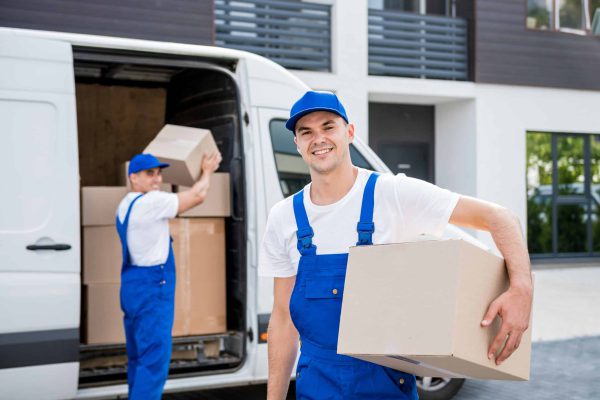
[{"xmin": 3, "ymin": 0, "xmax": 600, "ymax": 263}]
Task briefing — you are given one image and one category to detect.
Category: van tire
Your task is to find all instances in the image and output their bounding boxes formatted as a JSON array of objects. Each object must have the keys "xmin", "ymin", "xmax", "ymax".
[{"xmin": 416, "ymin": 377, "xmax": 465, "ymax": 400}]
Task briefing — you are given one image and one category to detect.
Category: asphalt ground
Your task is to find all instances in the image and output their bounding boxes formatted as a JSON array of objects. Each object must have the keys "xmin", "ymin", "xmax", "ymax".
[{"xmin": 165, "ymin": 335, "xmax": 600, "ymax": 400}]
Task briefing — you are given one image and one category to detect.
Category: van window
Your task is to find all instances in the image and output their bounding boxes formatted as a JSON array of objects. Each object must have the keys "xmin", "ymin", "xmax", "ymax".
[{"xmin": 269, "ymin": 119, "xmax": 373, "ymax": 197}]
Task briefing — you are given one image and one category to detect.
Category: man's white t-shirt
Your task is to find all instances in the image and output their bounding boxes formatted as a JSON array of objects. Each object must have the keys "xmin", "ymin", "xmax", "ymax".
[
  {"xmin": 116, "ymin": 191, "xmax": 179, "ymax": 266},
  {"xmin": 259, "ymin": 168, "xmax": 460, "ymax": 278}
]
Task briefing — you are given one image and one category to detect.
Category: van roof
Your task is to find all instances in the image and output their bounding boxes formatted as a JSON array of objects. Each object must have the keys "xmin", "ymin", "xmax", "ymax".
[{"xmin": 0, "ymin": 27, "xmax": 264, "ymax": 63}]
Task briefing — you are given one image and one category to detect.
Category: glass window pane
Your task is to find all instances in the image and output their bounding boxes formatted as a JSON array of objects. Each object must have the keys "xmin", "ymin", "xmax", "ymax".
[
  {"xmin": 557, "ymin": 204, "xmax": 588, "ymax": 253},
  {"xmin": 527, "ymin": 132, "xmax": 553, "ymax": 254},
  {"xmin": 559, "ymin": 0, "xmax": 585, "ymax": 30},
  {"xmin": 383, "ymin": 0, "xmax": 419, "ymax": 12},
  {"xmin": 426, "ymin": 0, "xmax": 448, "ymax": 16},
  {"xmin": 557, "ymin": 135, "xmax": 585, "ymax": 195},
  {"xmin": 591, "ymin": 135, "xmax": 600, "ymax": 250},
  {"xmin": 591, "ymin": 0, "xmax": 600, "ymax": 34},
  {"xmin": 527, "ymin": 0, "xmax": 553, "ymax": 29}
]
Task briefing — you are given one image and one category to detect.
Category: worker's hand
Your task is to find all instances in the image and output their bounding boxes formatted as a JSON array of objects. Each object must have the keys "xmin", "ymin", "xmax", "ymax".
[
  {"xmin": 201, "ymin": 151, "xmax": 222, "ymax": 175},
  {"xmin": 481, "ymin": 284, "xmax": 532, "ymax": 365}
]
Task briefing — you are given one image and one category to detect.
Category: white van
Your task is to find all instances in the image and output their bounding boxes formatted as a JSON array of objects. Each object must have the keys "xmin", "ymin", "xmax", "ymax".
[{"xmin": 0, "ymin": 28, "xmax": 470, "ymax": 400}]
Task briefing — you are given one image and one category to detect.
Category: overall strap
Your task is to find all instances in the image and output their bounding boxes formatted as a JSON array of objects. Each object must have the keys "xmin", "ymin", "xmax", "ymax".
[
  {"xmin": 356, "ymin": 173, "xmax": 379, "ymax": 246},
  {"xmin": 293, "ymin": 190, "xmax": 316, "ymax": 256},
  {"xmin": 117, "ymin": 193, "xmax": 145, "ymax": 265}
]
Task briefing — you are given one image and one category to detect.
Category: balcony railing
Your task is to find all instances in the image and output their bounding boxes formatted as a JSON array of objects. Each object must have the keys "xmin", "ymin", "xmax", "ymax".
[
  {"xmin": 215, "ymin": 0, "xmax": 331, "ymax": 71},
  {"xmin": 368, "ymin": 9, "xmax": 468, "ymax": 80}
]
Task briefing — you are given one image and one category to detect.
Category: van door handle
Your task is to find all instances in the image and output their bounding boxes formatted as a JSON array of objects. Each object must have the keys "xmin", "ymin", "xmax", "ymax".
[{"xmin": 26, "ymin": 244, "xmax": 72, "ymax": 251}]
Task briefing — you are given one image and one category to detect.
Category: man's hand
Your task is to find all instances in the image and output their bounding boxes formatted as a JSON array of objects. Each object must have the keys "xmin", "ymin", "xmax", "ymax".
[
  {"xmin": 201, "ymin": 151, "xmax": 222, "ymax": 176},
  {"xmin": 481, "ymin": 284, "xmax": 533, "ymax": 365}
]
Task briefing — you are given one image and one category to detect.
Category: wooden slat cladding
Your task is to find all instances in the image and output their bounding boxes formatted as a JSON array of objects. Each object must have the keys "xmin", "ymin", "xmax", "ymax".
[
  {"xmin": 0, "ymin": 0, "xmax": 214, "ymax": 45},
  {"xmin": 475, "ymin": 0, "xmax": 600, "ymax": 90}
]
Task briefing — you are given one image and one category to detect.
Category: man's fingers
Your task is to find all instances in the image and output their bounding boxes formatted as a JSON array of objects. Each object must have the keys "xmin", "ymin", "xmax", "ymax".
[
  {"xmin": 495, "ymin": 331, "xmax": 522, "ymax": 365},
  {"xmin": 487, "ymin": 326, "xmax": 509, "ymax": 361},
  {"xmin": 481, "ymin": 300, "xmax": 501, "ymax": 327}
]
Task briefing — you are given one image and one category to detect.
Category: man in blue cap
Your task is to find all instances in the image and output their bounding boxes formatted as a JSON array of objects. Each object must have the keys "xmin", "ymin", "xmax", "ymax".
[
  {"xmin": 116, "ymin": 151, "xmax": 221, "ymax": 400},
  {"xmin": 260, "ymin": 91, "xmax": 533, "ymax": 399}
]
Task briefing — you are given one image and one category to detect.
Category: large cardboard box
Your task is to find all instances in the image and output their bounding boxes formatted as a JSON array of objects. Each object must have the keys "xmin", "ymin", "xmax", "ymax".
[
  {"xmin": 144, "ymin": 125, "xmax": 218, "ymax": 186},
  {"xmin": 338, "ymin": 239, "xmax": 532, "ymax": 380},
  {"xmin": 83, "ymin": 226, "xmax": 121, "ymax": 284},
  {"xmin": 83, "ymin": 283, "xmax": 125, "ymax": 345},
  {"xmin": 117, "ymin": 161, "xmax": 173, "ymax": 192},
  {"xmin": 176, "ymin": 173, "xmax": 231, "ymax": 217},
  {"xmin": 170, "ymin": 218, "xmax": 227, "ymax": 336},
  {"xmin": 81, "ymin": 186, "xmax": 128, "ymax": 226}
]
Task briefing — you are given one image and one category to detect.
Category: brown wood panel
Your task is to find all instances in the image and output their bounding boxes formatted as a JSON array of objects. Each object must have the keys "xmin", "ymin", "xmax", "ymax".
[
  {"xmin": 0, "ymin": 0, "xmax": 214, "ymax": 44},
  {"xmin": 76, "ymin": 84, "xmax": 166, "ymax": 186},
  {"xmin": 475, "ymin": 0, "xmax": 600, "ymax": 90}
]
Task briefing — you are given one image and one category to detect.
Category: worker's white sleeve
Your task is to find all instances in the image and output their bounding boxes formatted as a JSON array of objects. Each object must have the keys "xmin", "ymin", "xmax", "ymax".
[
  {"xmin": 259, "ymin": 204, "xmax": 296, "ymax": 278},
  {"xmin": 394, "ymin": 175, "xmax": 460, "ymax": 239}
]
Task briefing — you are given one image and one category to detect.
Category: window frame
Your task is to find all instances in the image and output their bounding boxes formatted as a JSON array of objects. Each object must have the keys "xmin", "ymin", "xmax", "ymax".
[
  {"xmin": 527, "ymin": 0, "xmax": 596, "ymax": 34},
  {"xmin": 527, "ymin": 131, "xmax": 600, "ymax": 259}
]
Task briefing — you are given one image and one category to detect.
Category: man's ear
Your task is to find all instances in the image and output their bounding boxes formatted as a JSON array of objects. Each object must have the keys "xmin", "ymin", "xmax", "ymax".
[{"xmin": 346, "ymin": 123, "xmax": 355, "ymax": 143}]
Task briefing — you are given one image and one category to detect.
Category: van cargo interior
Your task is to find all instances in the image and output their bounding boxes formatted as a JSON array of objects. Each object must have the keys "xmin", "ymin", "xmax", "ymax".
[{"xmin": 73, "ymin": 48, "xmax": 247, "ymax": 387}]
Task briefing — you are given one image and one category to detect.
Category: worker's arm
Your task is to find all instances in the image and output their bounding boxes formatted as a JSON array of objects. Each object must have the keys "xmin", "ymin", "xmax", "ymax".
[
  {"xmin": 449, "ymin": 195, "xmax": 533, "ymax": 365},
  {"xmin": 267, "ymin": 276, "xmax": 299, "ymax": 400},
  {"xmin": 177, "ymin": 151, "xmax": 222, "ymax": 213}
]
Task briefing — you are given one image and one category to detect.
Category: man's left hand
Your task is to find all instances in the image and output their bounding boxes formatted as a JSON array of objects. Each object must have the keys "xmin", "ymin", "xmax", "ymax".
[{"xmin": 481, "ymin": 285, "xmax": 533, "ymax": 365}]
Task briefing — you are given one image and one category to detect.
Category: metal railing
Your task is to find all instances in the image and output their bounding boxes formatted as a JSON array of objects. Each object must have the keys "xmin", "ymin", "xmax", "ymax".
[
  {"xmin": 215, "ymin": 0, "xmax": 331, "ymax": 71},
  {"xmin": 368, "ymin": 9, "xmax": 468, "ymax": 80}
]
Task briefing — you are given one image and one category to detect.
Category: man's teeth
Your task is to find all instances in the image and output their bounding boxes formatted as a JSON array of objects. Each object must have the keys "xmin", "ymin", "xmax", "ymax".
[{"xmin": 313, "ymin": 148, "xmax": 332, "ymax": 155}]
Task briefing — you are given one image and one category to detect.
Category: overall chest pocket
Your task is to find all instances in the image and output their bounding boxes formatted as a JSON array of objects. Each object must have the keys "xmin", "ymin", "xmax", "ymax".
[{"xmin": 304, "ymin": 276, "xmax": 345, "ymax": 299}]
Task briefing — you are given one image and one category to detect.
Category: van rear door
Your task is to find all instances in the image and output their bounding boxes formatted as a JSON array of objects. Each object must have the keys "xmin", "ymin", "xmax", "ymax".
[{"xmin": 0, "ymin": 33, "xmax": 79, "ymax": 399}]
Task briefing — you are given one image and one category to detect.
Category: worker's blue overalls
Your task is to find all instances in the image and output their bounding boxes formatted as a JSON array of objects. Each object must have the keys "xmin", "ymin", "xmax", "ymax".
[
  {"xmin": 290, "ymin": 173, "xmax": 418, "ymax": 399},
  {"xmin": 116, "ymin": 193, "xmax": 176, "ymax": 400}
]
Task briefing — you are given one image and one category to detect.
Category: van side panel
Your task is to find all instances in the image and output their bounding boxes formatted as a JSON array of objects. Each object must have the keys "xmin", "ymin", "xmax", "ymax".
[{"xmin": 0, "ymin": 34, "xmax": 79, "ymax": 399}]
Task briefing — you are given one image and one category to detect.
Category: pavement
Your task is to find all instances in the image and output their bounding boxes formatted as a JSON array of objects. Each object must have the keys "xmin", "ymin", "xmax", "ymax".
[{"xmin": 167, "ymin": 266, "xmax": 600, "ymax": 399}]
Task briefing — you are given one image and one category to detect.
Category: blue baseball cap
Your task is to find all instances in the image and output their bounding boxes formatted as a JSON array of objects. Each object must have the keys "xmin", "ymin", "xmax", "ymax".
[
  {"xmin": 285, "ymin": 91, "xmax": 349, "ymax": 133},
  {"xmin": 128, "ymin": 153, "xmax": 170, "ymax": 175}
]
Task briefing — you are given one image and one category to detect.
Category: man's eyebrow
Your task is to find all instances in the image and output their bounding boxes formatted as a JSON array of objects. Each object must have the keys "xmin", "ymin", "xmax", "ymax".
[
  {"xmin": 322, "ymin": 120, "xmax": 336, "ymax": 126},
  {"xmin": 297, "ymin": 126, "xmax": 311, "ymax": 133}
]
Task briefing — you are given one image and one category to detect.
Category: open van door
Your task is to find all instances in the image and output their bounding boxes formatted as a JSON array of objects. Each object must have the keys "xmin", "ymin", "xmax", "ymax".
[{"xmin": 0, "ymin": 33, "xmax": 80, "ymax": 399}]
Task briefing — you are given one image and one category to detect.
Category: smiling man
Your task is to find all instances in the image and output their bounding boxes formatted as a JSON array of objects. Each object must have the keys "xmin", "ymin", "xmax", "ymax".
[
  {"xmin": 260, "ymin": 91, "xmax": 533, "ymax": 400},
  {"xmin": 116, "ymin": 151, "xmax": 221, "ymax": 400}
]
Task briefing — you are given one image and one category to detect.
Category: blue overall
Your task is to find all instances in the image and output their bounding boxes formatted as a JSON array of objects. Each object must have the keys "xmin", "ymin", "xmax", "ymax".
[
  {"xmin": 290, "ymin": 173, "xmax": 418, "ymax": 399},
  {"xmin": 116, "ymin": 194, "xmax": 176, "ymax": 400}
]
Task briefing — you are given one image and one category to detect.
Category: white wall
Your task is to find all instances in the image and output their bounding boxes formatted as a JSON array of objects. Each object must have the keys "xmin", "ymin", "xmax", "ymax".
[{"xmin": 472, "ymin": 84, "xmax": 600, "ymax": 248}]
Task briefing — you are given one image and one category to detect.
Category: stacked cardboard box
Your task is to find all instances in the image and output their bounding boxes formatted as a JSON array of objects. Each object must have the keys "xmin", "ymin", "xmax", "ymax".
[
  {"xmin": 81, "ymin": 186, "xmax": 127, "ymax": 345},
  {"xmin": 338, "ymin": 239, "xmax": 532, "ymax": 380}
]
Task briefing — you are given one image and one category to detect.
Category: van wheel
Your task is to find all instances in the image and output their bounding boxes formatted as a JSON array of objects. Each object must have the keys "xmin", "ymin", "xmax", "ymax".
[{"xmin": 416, "ymin": 377, "xmax": 465, "ymax": 400}]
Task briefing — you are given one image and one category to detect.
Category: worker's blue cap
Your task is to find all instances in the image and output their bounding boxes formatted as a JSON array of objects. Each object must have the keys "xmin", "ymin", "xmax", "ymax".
[
  {"xmin": 128, "ymin": 153, "xmax": 170, "ymax": 175},
  {"xmin": 285, "ymin": 91, "xmax": 349, "ymax": 133}
]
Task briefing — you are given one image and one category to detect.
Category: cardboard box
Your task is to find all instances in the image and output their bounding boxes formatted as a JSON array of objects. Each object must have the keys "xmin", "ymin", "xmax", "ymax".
[
  {"xmin": 144, "ymin": 125, "xmax": 218, "ymax": 186},
  {"xmin": 338, "ymin": 239, "xmax": 532, "ymax": 380},
  {"xmin": 83, "ymin": 283, "xmax": 125, "ymax": 345},
  {"xmin": 118, "ymin": 161, "xmax": 173, "ymax": 192},
  {"xmin": 83, "ymin": 226, "xmax": 122, "ymax": 284},
  {"xmin": 176, "ymin": 173, "xmax": 231, "ymax": 217},
  {"xmin": 170, "ymin": 218, "xmax": 227, "ymax": 336},
  {"xmin": 81, "ymin": 186, "xmax": 128, "ymax": 226}
]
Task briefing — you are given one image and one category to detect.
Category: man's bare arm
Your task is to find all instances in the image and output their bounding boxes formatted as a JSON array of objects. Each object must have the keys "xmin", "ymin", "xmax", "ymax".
[
  {"xmin": 177, "ymin": 151, "xmax": 221, "ymax": 213},
  {"xmin": 450, "ymin": 195, "xmax": 533, "ymax": 365},
  {"xmin": 267, "ymin": 276, "xmax": 299, "ymax": 400}
]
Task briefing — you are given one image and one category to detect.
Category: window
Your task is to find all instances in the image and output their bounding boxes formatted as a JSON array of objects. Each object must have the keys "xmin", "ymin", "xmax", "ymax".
[
  {"xmin": 527, "ymin": 0, "xmax": 596, "ymax": 33},
  {"xmin": 369, "ymin": 0, "xmax": 453, "ymax": 16},
  {"xmin": 269, "ymin": 119, "xmax": 373, "ymax": 198},
  {"xmin": 526, "ymin": 131, "xmax": 600, "ymax": 258}
]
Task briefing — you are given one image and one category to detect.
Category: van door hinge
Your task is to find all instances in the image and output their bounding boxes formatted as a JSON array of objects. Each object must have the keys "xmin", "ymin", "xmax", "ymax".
[
  {"xmin": 243, "ymin": 112, "xmax": 250, "ymax": 126},
  {"xmin": 248, "ymin": 327, "xmax": 254, "ymax": 342}
]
